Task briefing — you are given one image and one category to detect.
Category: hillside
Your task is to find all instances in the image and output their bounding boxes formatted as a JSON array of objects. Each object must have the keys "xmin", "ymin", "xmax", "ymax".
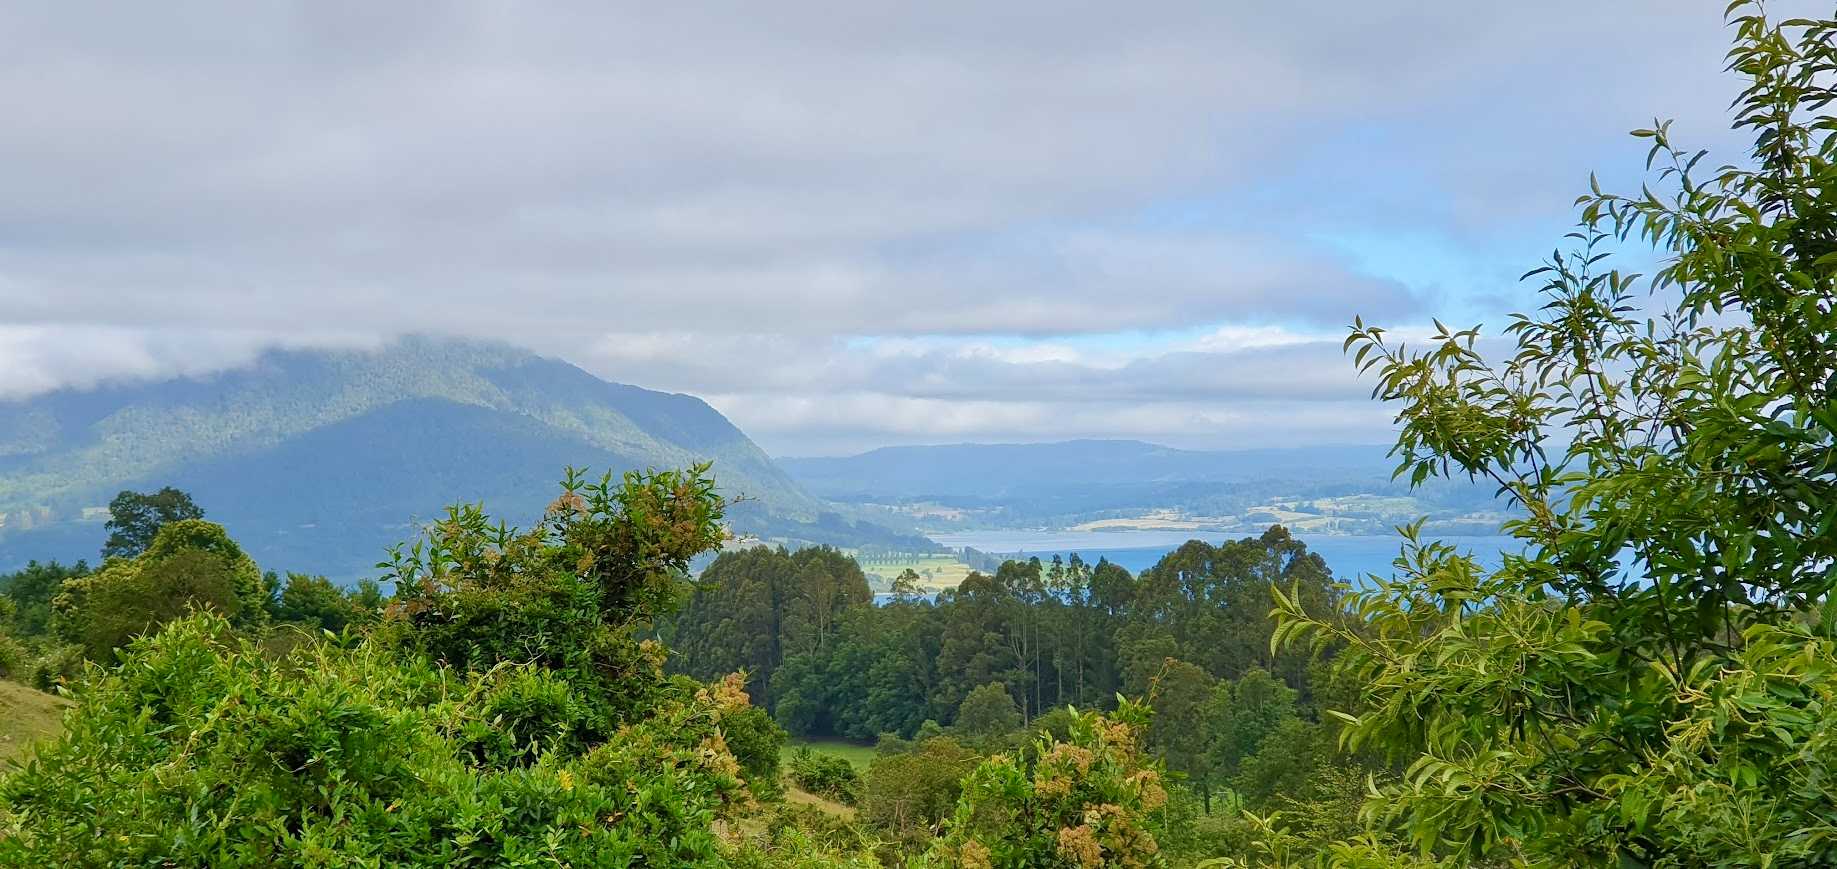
[
  {"xmin": 0, "ymin": 337, "xmax": 924, "ymax": 577},
  {"xmin": 0, "ymin": 681, "xmax": 69, "ymax": 766}
]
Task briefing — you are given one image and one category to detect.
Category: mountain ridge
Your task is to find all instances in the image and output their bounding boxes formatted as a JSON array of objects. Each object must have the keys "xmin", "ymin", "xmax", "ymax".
[
  {"xmin": 0, "ymin": 337, "xmax": 924, "ymax": 577},
  {"xmin": 776, "ymin": 438, "xmax": 1504, "ymax": 535},
  {"xmin": 778, "ymin": 438, "xmax": 1399, "ymax": 498}
]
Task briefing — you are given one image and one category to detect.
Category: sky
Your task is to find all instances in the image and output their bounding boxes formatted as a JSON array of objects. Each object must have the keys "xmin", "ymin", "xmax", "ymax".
[{"xmin": 0, "ymin": 2, "xmax": 1776, "ymax": 455}]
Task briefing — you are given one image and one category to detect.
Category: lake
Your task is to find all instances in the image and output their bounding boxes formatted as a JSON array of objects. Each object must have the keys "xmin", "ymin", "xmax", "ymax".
[{"xmin": 928, "ymin": 529, "xmax": 1524, "ymax": 581}]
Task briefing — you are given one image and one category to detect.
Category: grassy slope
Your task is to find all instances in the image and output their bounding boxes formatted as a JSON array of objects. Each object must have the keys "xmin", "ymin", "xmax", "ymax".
[
  {"xmin": 785, "ymin": 737, "xmax": 878, "ymax": 772},
  {"xmin": 0, "ymin": 680, "xmax": 69, "ymax": 766},
  {"xmin": 783, "ymin": 787, "xmax": 857, "ymax": 820},
  {"xmin": 779, "ymin": 738, "xmax": 875, "ymax": 823}
]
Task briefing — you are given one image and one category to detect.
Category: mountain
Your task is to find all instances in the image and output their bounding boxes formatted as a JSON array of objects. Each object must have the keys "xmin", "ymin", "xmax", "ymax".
[
  {"xmin": 780, "ymin": 440, "xmax": 1396, "ymax": 498},
  {"xmin": 779, "ymin": 439, "xmax": 1503, "ymax": 532},
  {"xmin": 0, "ymin": 337, "xmax": 924, "ymax": 577}
]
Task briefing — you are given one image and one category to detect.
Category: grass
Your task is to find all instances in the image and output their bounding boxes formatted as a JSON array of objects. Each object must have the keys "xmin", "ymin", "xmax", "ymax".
[
  {"xmin": 783, "ymin": 786, "xmax": 857, "ymax": 820},
  {"xmin": 0, "ymin": 680, "xmax": 71, "ymax": 766},
  {"xmin": 784, "ymin": 736, "xmax": 878, "ymax": 772},
  {"xmin": 852, "ymin": 554, "xmax": 973, "ymax": 592}
]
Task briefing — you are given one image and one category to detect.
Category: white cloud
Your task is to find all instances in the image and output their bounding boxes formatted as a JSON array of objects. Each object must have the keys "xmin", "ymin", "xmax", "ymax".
[
  {"xmin": 0, "ymin": 0, "xmax": 1788, "ymax": 452},
  {"xmin": 0, "ymin": 326, "xmax": 381, "ymax": 399}
]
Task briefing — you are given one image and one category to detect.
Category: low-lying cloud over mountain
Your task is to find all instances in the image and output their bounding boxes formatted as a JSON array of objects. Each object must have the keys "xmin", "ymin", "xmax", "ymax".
[{"xmin": 0, "ymin": 1, "xmax": 1772, "ymax": 453}]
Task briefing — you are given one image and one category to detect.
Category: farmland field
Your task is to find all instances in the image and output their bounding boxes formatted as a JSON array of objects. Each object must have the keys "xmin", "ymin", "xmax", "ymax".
[{"xmin": 851, "ymin": 553, "xmax": 973, "ymax": 591}]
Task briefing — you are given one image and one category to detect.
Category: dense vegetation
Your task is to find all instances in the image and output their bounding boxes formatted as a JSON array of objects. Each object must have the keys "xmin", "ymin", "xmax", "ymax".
[
  {"xmin": 0, "ymin": 468, "xmax": 780, "ymax": 865},
  {"xmin": 671, "ymin": 529, "xmax": 1343, "ymax": 805},
  {"xmin": 0, "ymin": 4, "xmax": 1834, "ymax": 865}
]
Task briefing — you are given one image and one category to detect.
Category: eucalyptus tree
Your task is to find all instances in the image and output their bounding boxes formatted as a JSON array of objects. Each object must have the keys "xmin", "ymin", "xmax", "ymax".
[{"xmin": 1276, "ymin": 5, "xmax": 1837, "ymax": 863}]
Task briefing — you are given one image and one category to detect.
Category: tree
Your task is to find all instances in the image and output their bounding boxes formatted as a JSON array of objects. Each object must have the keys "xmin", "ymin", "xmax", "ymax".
[
  {"xmin": 672, "ymin": 545, "xmax": 872, "ymax": 713},
  {"xmin": 273, "ymin": 573, "xmax": 366, "ymax": 633},
  {"xmin": 54, "ymin": 519, "xmax": 265, "ymax": 660},
  {"xmin": 861, "ymin": 736, "xmax": 980, "ymax": 847},
  {"xmin": 1274, "ymin": 5, "xmax": 1837, "ymax": 863},
  {"xmin": 1203, "ymin": 668, "xmax": 1297, "ymax": 787},
  {"xmin": 955, "ymin": 681, "xmax": 1021, "ymax": 742},
  {"xmin": 101, "ymin": 487, "xmax": 204, "ymax": 561},
  {"xmin": 823, "ymin": 603, "xmax": 938, "ymax": 740},
  {"xmin": 1127, "ymin": 530, "xmax": 1335, "ymax": 689},
  {"xmin": 1144, "ymin": 658, "xmax": 1216, "ymax": 810},
  {"xmin": 719, "ymin": 701, "xmax": 789, "ymax": 799},
  {"xmin": 0, "ymin": 560, "xmax": 88, "ymax": 640},
  {"xmin": 379, "ymin": 465, "xmax": 726, "ymax": 738}
]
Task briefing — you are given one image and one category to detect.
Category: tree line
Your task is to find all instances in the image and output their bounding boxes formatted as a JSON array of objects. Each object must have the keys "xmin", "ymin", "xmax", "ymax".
[{"xmin": 668, "ymin": 527, "xmax": 1354, "ymax": 819}]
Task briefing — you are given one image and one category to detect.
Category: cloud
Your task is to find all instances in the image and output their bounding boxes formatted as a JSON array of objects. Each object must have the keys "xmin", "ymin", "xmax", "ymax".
[
  {"xmin": 706, "ymin": 391, "xmax": 1398, "ymax": 458},
  {"xmin": 0, "ymin": 326, "xmax": 380, "ymax": 399},
  {"xmin": 0, "ymin": 0, "xmax": 1787, "ymax": 451},
  {"xmin": 575, "ymin": 327, "xmax": 1458, "ymax": 454}
]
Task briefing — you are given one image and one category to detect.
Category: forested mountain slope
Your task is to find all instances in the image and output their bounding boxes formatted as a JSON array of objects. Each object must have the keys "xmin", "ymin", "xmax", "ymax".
[{"xmin": 0, "ymin": 337, "xmax": 918, "ymax": 576}]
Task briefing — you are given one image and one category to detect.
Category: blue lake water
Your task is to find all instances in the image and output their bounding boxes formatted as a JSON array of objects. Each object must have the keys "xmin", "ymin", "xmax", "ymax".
[{"xmin": 928, "ymin": 529, "xmax": 1524, "ymax": 582}]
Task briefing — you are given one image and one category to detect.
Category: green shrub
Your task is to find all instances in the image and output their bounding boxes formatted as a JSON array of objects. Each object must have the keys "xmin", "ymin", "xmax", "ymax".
[
  {"xmin": 954, "ymin": 682, "xmax": 1021, "ymax": 741},
  {"xmin": 718, "ymin": 695, "xmax": 788, "ymax": 798},
  {"xmin": 920, "ymin": 700, "xmax": 1171, "ymax": 868},
  {"xmin": 26, "ymin": 644, "xmax": 84, "ymax": 692},
  {"xmin": 1, "ymin": 467, "xmax": 755, "ymax": 867},
  {"xmin": 722, "ymin": 803, "xmax": 883, "ymax": 868},
  {"xmin": 860, "ymin": 736, "xmax": 980, "ymax": 849},
  {"xmin": 0, "ymin": 612, "xmax": 751, "ymax": 866},
  {"xmin": 454, "ymin": 666, "xmax": 588, "ymax": 769},
  {"xmin": 52, "ymin": 520, "xmax": 266, "ymax": 660},
  {"xmin": 375, "ymin": 467, "xmax": 725, "ymax": 741},
  {"xmin": 873, "ymin": 731, "xmax": 914, "ymax": 757},
  {"xmin": 789, "ymin": 747, "xmax": 861, "ymax": 805},
  {"xmin": 273, "ymin": 573, "xmax": 368, "ymax": 633},
  {"xmin": 0, "ymin": 632, "xmax": 23, "ymax": 680}
]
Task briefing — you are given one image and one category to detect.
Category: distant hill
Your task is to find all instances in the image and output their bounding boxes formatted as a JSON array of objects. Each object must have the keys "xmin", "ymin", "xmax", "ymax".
[
  {"xmin": 0, "ymin": 337, "xmax": 925, "ymax": 577},
  {"xmin": 779, "ymin": 439, "xmax": 1501, "ymax": 532},
  {"xmin": 780, "ymin": 440, "xmax": 1396, "ymax": 498}
]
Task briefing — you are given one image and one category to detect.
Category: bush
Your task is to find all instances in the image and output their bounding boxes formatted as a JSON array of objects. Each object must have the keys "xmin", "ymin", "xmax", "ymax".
[
  {"xmin": 52, "ymin": 520, "xmax": 266, "ymax": 660},
  {"xmin": 26, "ymin": 644, "xmax": 85, "ymax": 692},
  {"xmin": 719, "ymin": 695, "xmax": 789, "ymax": 798},
  {"xmin": 273, "ymin": 573, "xmax": 368, "ymax": 633},
  {"xmin": 954, "ymin": 682, "xmax": 1021, "ymax": 742},
  {"xmin": 0, "ymin": 612, "xmax": 752, "ymax": 866},
  {"xmin": 375, "ymin": 467, "xmax": 725, "ymax": 739},
  {"xmin": 0, "ymin": 632, "xmax": 24, "ymax": 680},
  {"xmin": 788, "ymin": 747, "xmax": 861, "ymax": 805},
  {"xmin": 874, "ymin": 732, "xmax": 914, "ymax": 757},
  {"xmin": 920, "ymin": 700, "xmax": 1172, "ymax": 868},
  {"xmin": 1, "ymin": 467, "xmax": 758, "ymax": 867},
  {"xmin": 723, "ymin": 803, "xmax": 883, "ymax": 868},
  {"xmin": 860, "ymin": 736, "xmax": 980, "ymax": 849},
  {"xmin": 454, "ymin": 666, "xmax": 588, "ymax": 769}
]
